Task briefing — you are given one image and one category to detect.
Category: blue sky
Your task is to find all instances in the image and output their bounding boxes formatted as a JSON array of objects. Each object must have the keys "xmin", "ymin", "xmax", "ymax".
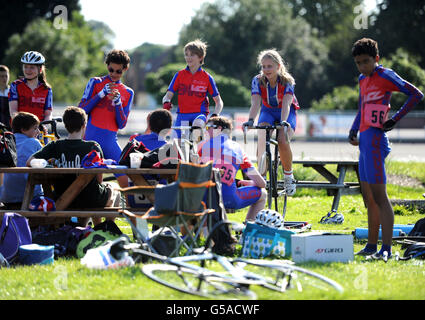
[{"xmin": 80, "ymin": 0, "xmax": 377, "ymax": 51}]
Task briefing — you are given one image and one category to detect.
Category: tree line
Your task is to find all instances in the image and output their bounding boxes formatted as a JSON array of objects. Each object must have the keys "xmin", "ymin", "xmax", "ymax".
[{"xmin": 1, "ymin": 0, "xmax": 424, "ymax": 110}]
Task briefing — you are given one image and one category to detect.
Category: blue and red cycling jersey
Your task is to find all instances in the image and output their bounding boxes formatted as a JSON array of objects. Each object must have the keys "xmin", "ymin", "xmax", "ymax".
[
  {"xmin": 350, "ymin": 64, "xmax": 423, "ymax": 184},
  {"xmin": 251, "ymin": 75, "xmax": 299, "ymax": 129},
  {"xmin": 251, "ymin": 75, "xmax": 300, "ymax": 110},
  {"xmin": 167, "ymin": 66, "xmax": 219, "ymax": 115},
  {"xmin": 8, "ymin": 78, "xmax": 53, "ymax": 121},
  {"xmin": 198, "ymin": 134, "xmax": 262, "ymax": 209},
  {"xmin": 350, "ymin": 65, "xmax": 423, "ymax": 133},
  {"xmin": 78, "ymin": 75, "xmax": 133, "ymax": 166},
  {"xmin": 78, "ymin": 75, "xmax": 134, "ymax": 133}
]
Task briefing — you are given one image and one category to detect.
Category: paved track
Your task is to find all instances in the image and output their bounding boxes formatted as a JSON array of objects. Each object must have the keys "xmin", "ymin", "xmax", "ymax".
[{"xmin": 117, "ymin": 136, "xmax": 425, "ymax": 162}]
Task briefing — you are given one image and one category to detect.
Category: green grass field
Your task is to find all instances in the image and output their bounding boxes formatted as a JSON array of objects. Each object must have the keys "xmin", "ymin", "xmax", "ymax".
[{"xmin": 1, "ymin": 160, "xmax": 424, "ymax": 300}]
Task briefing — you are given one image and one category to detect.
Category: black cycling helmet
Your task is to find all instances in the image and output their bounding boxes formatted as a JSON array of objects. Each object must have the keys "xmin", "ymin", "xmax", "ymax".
[{"xmin": 404, "ymin": 243, "xmax": 425, "ymax": 260}]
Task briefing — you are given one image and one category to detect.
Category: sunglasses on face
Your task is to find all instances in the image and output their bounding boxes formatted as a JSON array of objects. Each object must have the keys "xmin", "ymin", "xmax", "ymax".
[
  {"xmin": 108, "ymin": 67, "xmax": 123, "ymax": 74},
  {"xmin": 205, "ymin": 123, "xmax": 218, "ymax": 129}
]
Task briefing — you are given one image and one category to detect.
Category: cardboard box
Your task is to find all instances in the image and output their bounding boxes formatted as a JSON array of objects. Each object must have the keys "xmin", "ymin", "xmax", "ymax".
[{"xmin": 291, "ymin": 232, "xmax": 354, "ymax": 263}]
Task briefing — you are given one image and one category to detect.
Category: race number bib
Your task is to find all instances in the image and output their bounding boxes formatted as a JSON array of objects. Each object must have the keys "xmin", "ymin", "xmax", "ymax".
[
  {"xmin": 364, "ymin": 104, "xmax": 390, "ymax": 129},
  {"xmin": 216, "ymin": 163, "xmax": 236, "ymax": 186}
]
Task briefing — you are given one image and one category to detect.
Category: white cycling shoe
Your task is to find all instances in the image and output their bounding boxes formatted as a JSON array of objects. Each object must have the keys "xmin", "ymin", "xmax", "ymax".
[{"xmin": 284, "ymin": 176, "xmax": 297, "ymax": 196}]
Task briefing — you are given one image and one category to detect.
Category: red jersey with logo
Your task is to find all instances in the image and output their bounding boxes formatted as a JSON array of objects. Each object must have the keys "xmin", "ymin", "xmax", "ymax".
[
  {"xmin": 167, "ymin": 67, "xmax": 219, "ymax": 114},
  {"xmin": 8, "ymin": 79, "xmax": 53, "ymax": 121},
  {"xmin": 78, "ymin": 75, "xmax": 134, "ymax": 132},
  {"xmin": 351, "ymin": 65, "xmax": 424, "ymax": 133}
]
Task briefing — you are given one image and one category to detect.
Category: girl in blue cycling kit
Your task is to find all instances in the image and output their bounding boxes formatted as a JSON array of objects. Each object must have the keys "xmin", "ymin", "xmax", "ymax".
[{"xmin": 244, "ymin": 49, "xmax": 299, "ymax": 196}]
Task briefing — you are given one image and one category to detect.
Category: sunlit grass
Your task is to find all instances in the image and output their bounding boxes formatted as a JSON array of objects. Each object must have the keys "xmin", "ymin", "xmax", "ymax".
[{"xmin": 1, "ymin": 161, "xmax": 424, "ymax": 300}]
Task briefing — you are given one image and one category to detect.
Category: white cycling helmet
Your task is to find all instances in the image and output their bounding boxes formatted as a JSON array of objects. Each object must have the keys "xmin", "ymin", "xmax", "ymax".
[
  {"xmin": 21, "ymin": 51, "xmax": 45, "ymax": 65},
  {"xmin": 255, "ymin": 209, "xmax": 285, "ymax": 229}
]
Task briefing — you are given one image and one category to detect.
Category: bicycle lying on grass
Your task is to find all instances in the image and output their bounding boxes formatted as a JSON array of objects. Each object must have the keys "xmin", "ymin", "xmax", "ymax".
[{"xmin": 109, "ymin": 221, "xmax": 343, "ymax": 300}]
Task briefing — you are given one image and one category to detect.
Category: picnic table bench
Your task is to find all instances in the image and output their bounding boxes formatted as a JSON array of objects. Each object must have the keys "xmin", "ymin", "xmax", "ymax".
[
  {"xmin": 281, "ymin": 160, "xmax": 362, "ymax": 213},
  {"xmin": 0, "ymin": 167, "xmax": 177, "ymax": 221}
]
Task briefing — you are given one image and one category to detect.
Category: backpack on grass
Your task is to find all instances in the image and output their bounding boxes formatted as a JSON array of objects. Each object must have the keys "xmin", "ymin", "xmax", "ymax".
[
  {"xmin": 0, "ymin": 213, "xmax": 32, "ymax": 264},
  {"xmin": 0, "ymin": 123, "xmax": 17, "ymax": 167},
  {"xmin": 408, "ymin": 217, "xmax": 425, "ymax": 238}
]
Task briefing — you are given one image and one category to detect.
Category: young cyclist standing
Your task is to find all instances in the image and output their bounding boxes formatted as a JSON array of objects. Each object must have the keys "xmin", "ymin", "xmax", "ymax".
[
  {"xmin": 349, "ymin": 38, "xmax": 424, "ymax": 259},
  {"xmin": 8, "ymin": 51, "xmax": 53, "ymax": 122},
  {"xmin": 78, "ymin": 49, "xmax": 134, "ymax": 188},
  {"xmin": 243, "ymin": 49, "xmax": 299, "ymax": 196},
  {"xmin": 162, "ymin": 39, "xmax": 223, "ymax": 138}
]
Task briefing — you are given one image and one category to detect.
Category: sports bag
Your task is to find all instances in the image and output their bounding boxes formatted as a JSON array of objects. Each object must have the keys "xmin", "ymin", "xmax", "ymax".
[
  {"xmin": 32, "ymin": 224, "xmax": 93, "ymax": 257},
  {"xmin": 408, "ymin": 217, "xmax": 425, "ymax": 239},
  {"xmin": 76, "ymin": 220, "xmax": 123, "ymax": 258},
  {"xmin": 241, "ymin": 222, "xmax": 295, "ymax": 258},
  {"xmin": 140, "ymin": 142, "xmax": 183, "ymax": 169},
  {"xmin": 0, "ymin": 123, "xmax": 17, "ymax": 167},
  {"xmin": 0, "ymin": 213, "xmax": 32, "ymax": 264},
  {"xmin": 119, "ymin": 138, "xmax": 150, "ymax": 167}
]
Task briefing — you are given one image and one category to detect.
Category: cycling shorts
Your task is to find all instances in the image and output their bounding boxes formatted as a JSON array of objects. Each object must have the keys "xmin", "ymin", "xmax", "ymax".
[
  {"xmin": 173, "ymin": 112, "xmax": 207, "ymax": 139},
  {"xmin": 258, "ymin": 105, "xmax": 297, "ymax": 131},
  {"xmin": 222, "ymin": 184, "xmax": 262, "ymax": 210},
  {"xmin": 358, "ymin": 127, "xmax": 391, "ymax": 184},
  {"xmin": 85, "ymin": 122, "xmax": 124, "ymax": 178}
]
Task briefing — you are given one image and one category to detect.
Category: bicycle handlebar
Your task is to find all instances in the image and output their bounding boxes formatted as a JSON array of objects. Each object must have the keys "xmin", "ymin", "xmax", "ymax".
[
  {"xmin": 39, "ymin": 117, "xmax": 63, "ymax": 140},
  {"xmin": 40, "ymin": 117, "xmax": 63, "ymax": 126},
  {"xmin": 243, "ymin": 123, "xmax": 289, "ymax": 144},
  {"xmin": 172, "ymin": 124, "xmax": 218, "ymax": 131}
]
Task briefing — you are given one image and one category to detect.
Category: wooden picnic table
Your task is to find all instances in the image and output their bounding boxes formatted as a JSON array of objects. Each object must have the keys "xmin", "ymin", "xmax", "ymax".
[
  {"xmin": 291, "ymin": 160, "xmax": 362, "ymax": 213},
  {"xmin": 0, "ymin": 167, "xmax": 177, "ymax": 219}
]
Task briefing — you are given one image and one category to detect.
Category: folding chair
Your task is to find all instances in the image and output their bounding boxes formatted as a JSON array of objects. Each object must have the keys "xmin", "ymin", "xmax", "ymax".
[{"xmin": 119, "ymin": 161, "xmax": 216, "ymax": 256}]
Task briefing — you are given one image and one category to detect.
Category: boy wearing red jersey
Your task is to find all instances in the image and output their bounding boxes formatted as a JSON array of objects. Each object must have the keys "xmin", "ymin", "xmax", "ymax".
[
  {"xmin": 162, "ymin": 40, "xmax": 223, "ymax": 138},
  {"xmin": 349, "ymin": 38, "xmax": 423, "ymax": 259}
]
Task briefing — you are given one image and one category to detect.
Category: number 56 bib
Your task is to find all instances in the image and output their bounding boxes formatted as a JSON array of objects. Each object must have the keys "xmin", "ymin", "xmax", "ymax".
[{"xmin": 364, "ymin": 104, "xmax": 390, "ymax": 129}]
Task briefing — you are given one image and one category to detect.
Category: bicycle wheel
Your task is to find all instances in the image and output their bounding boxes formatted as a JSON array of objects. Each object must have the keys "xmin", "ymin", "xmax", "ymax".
[
  {"xmin": 142, "ymin": 264, "xmax": 257, "ymax": 300},
  {"xmin": 233, "ymin": 259, "xmax": 344, "ymax": 294}
]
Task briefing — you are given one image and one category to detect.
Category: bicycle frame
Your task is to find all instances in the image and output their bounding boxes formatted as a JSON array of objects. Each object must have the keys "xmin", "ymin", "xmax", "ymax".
[
  {"xmin": 172, "ymin": 124, "xmax": 217, "ymax": 163},
  {"xmin": 110, "ymin": 234, "xmax": 344, "ymax": 299},
  {"xmin": 243, "ymin": 123, "xmax": 288, "ymax": 214},
  {"xmin": 39, "ymin": 117, "xmax": 62, "ymax": 146}
]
